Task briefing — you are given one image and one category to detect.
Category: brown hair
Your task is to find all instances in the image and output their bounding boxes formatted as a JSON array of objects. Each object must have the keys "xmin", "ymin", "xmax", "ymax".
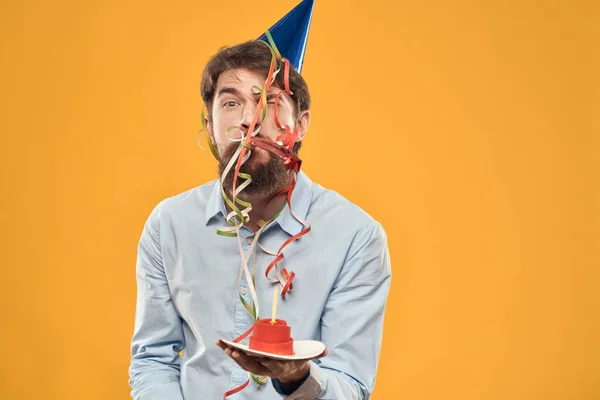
[{"xmin": 200, "ymin": 40, "xmax": 311, "ymax": 153}]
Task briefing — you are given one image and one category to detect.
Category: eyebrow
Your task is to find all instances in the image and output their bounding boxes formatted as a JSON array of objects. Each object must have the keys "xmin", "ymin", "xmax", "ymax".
[
  {"xmin": 216, "ymin": 86, "xmax": 285, "ymax": 103},
  {"xmin": 268, "ymin": 89, "xmax": 291, "ymax": 101},
  {"xmin": 216, "ymin": 87, "xmax": 241, "ymax": 98}
]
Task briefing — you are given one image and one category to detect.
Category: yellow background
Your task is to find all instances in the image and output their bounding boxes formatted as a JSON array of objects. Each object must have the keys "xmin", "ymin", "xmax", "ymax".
[{"xmin": 1, "ymin": 0, "xmax": 597, "ymax": 399}]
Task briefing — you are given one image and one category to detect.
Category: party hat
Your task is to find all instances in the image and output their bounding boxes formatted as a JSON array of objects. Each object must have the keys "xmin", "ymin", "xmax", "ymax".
[{"xmin": 257, "ymin": 0, "xmax": 315, "ymax": 74}]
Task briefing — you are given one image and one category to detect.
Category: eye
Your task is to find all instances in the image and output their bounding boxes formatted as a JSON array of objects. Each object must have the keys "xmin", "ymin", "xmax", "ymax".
[{"xmin": 223, "ymin": 101, "xmax": 239, "ymax": 108}]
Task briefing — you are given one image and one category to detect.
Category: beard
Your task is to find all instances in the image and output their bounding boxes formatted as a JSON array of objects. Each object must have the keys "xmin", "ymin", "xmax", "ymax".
[{"xmin": 218, "ymin": 140, "xmax": 291, "ymax": 197}]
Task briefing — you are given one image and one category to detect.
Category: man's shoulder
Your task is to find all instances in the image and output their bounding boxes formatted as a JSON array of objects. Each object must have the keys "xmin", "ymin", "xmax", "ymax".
[
  {"xmin": 148, "ymin": 179, "xmax": 219, "ymax": 220},
  {"xmin": 308, "ymin": 181, "xmax": 381, "ymax": 230}
]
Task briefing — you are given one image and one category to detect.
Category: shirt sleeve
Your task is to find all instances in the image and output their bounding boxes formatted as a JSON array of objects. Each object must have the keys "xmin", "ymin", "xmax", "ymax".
[
  {"xmin": 128, "ymin": 204, "xmax": 186, "ymax": 400},
  {"xmin": 272, "ymin": 222, "xmax": 392, "ymax": 399}
]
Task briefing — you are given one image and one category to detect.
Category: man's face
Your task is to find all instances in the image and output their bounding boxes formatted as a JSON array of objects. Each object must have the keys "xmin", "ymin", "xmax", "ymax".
[{"xmin": 206, "ymin": 67, "xmax": 309, "ymax": 196}]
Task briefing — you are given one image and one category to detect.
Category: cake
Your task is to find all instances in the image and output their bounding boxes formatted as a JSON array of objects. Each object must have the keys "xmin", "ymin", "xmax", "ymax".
[{"xmin": 248, "ymin": 319, "xmax": 294, "ymax": 355}]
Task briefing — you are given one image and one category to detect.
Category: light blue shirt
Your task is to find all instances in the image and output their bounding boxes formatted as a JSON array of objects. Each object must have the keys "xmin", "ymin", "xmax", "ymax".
[{"xmin": 129, "ymin": 171, "xmax": 391, "ymax": 399}]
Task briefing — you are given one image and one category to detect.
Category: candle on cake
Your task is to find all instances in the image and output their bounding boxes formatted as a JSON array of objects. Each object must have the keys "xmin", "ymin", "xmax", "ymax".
[
  {"xmin": 249, "ymin": 288, "xmax": 294, "ymax": 355},
  {"xmin": 271, "ymin": 287, "xmax": 278, "ymax": 324}
]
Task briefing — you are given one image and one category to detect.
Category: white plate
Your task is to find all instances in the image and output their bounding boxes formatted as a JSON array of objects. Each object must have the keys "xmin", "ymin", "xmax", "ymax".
[{"xmin": 220, "ymin": 339, "xmax": 326, "ymax": 361}]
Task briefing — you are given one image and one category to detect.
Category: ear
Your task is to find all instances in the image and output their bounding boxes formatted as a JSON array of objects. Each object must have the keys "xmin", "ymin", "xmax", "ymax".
[
  {"xmin": 295, "ymin": 110, "xmax": 311, "ymax": 141},
  {"xmin": 204, "ymin": 113, "xmax": 216, "ymax": 146}
]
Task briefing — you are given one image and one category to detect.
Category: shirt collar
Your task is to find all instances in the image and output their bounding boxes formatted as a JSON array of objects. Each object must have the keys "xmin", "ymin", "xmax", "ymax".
[
  {"xmin": 204, "ymin": 180, "xmax": 228, "ymax": 225},
  {"xmin": 204, "ymin": 171, "xmax": 313, "ymax": 237},
  {"xmin": 276, "ymin": 171, "xmax": 313, "ymax": 236}
]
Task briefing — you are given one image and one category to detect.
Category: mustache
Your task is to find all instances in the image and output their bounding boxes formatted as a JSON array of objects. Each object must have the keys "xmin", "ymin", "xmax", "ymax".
[
  {"xmin": 218, "ymin": 136, "xmax": 290, "ymax": 197},
  {"xmin": 221, "ymin": 132, "xmax": 273, "ymax": 160}
]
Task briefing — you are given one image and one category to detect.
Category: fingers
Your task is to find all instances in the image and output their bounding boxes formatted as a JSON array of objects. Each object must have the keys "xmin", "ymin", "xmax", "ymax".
[
  {"xmin": 225, "ymin": 348, "xmax": 275, "ymax": 377},
  {"xmin": 214, "ymin": 340, "xmax": 228, "ymax": 351},
  {"xmin": 260, "ymin": 358, "xmax": 301, "ymax": 371},
  {"xmin": 214, "ymin": 341, "xmax": 329, "ymax": 380},
  {"xmin": 259, "ymin": 358, "xmax": 287, "ymax": 376},
  {"xmin": 316, "ymin": 348, "xmax": 328, "ymax": 359},
  {"xmin": 260, "ymin": 358, "xmax": 310, "ymax": 380}
]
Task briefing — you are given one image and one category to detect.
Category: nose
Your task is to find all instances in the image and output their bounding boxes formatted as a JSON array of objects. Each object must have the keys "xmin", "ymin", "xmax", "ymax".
[{"xmin": 240, "ymin": 103, "xmax": 261, "ymax": 135}]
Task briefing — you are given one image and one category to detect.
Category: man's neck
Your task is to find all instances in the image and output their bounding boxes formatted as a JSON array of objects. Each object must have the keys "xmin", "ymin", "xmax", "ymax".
[{"xmin": 224, "ymin": 184, "xmax": 291, "ymax": 231}]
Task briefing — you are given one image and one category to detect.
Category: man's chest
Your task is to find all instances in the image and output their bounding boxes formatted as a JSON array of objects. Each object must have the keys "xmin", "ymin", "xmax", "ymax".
[{"xmin": 157, "ymin": 219, "xmax": 349, "ymax": 335}]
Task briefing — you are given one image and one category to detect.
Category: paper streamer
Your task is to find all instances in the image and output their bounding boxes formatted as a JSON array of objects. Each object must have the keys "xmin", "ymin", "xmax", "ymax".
[{"xmin": 197, "ymin": 32, "xmax": 312, "ymax": 399}]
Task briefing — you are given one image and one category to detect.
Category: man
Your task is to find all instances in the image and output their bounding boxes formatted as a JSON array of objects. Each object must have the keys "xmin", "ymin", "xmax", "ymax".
[{"xmin": 129, "ymin": 2, "xmax": 391, "ymax": 399}]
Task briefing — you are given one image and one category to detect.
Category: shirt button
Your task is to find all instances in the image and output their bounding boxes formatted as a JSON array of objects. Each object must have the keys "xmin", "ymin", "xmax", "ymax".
[
  {"xmin": 240, "ymin": 288, "xmax": 248, "ymax": 295},
  {"xmin": 246, "ymin": 237, "xmax": 254, "ymax": 245}
]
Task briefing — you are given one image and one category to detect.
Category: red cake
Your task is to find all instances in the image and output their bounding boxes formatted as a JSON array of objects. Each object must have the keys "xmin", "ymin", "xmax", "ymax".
[{"xmin": 249, "ymin": 319, "xmax": 294, "ymax": 355}]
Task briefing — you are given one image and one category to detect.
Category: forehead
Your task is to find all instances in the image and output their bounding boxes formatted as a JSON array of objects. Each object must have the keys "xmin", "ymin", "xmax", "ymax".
[
  {"xmin": 215, "ymin": 68, "xmax": 288, "ymax": 98},
  {"xmin": 216, "ymin": 68, "xmax": 264, "ymax": 88}
]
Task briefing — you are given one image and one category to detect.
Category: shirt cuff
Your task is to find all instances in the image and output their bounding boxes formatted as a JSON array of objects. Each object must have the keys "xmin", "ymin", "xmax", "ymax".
[{"xmin": 272, "ymin": 362, "xmax": 323, "ymax": 399}]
